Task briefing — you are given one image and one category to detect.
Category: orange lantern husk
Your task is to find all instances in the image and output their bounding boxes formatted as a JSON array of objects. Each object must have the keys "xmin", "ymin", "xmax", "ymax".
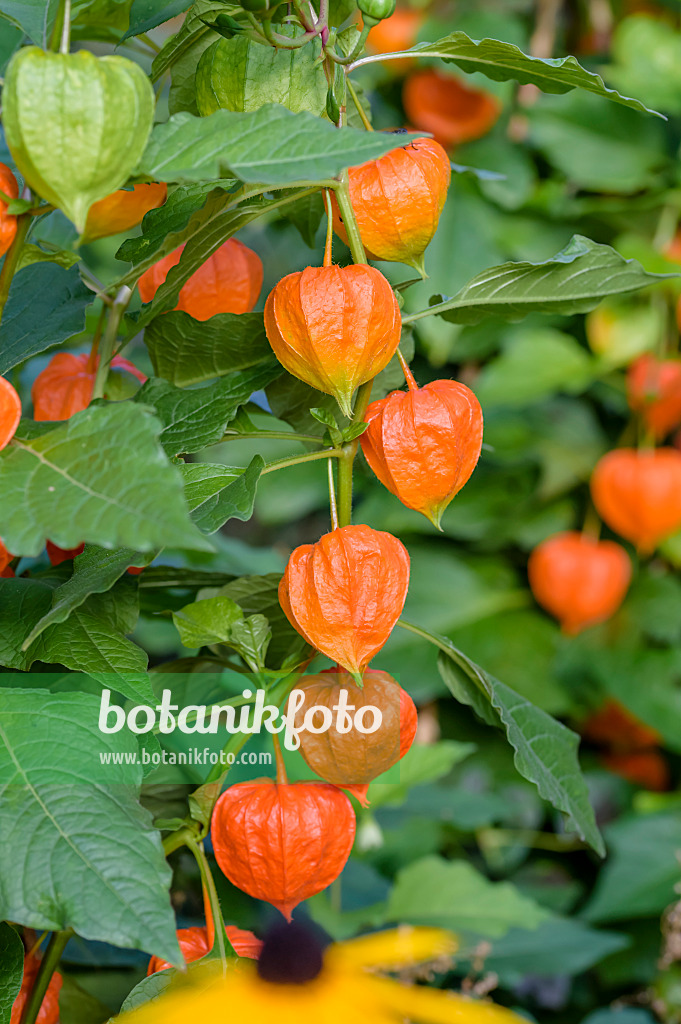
[
  {"xmin": 627, "ymin": 354, "xmax": 681, "ymax": 439},
  {"xmin": 0, "ymin": 163, "xmax": 19, "ymax": 258},
  {"xmin": 581, "ymin": 699, "xmax": 660, "ymax": 751},
  {"xmin": 367, "ymin": 6, "xmax": 423, "ymax": 61},
  {"xmin": 590, "ymin": 447, "xmax": 681, "ymax": 554},
  {"xmin": 289, "ymin": 668, "xmax": 418, "ymax": 791},
  {"xmin": 332, "ymin": 137, "xmax": 451, "ymax": 274},
  {"xmin": 601, "ymin": 750, "xmax": 670, "ymax": 791},
  {"xmin": 279, "ymin": 525, "xmax": 410, "ymax": 676},
  {"xmin": 361, "ymin": 370, "xmax": 483, "ymax": 529},
  {"xmin": 211, "ymin": 779, "xmax": 356, "ymax": 920},
  {"xmin": 11, "ymin": 953, "xmax": 62, "ymax": 1024},
  {"xmin": 32, "ymin": 352, "xmax": 145, "ymax": 422},
  {"xmin": 528, "ymin": 531, "xmax": 631, "ymax": 635},
  {"xmin": 0, "ymin": 375, "xmax": 22, "ymax": 450},
  {"xmin": 402, "ymin": 69, "xmax": 501, "ymax": 149},
  {"xmin": 138, "ymin": 238, "xmax": 263, "ymax": 321},
  {"xmin": 147, "ymin": 925, "xmax": 262, "ymax": 974},
  {"xmin": 264, "ymin": 264, "xmax": 402, "ymax": 418},
  {"xmin": 82, "ymin": 182, "xmax": 167, "ymax": 242}
]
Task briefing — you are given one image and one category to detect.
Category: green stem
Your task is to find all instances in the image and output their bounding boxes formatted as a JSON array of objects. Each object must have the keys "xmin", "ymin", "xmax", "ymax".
[
  {"xmin": 20, "ymin": 931, "xmax": 72, "ymax": 1024},
  {"xmin": 91, "ymin": 286, "xmax": 131, "ymax": 400},
  {"xmin": 333, "ymin": 180, "xmax": 366, "ymax": 264},
  {"xmin": 59, "ymin": 0, "xmax": 71, "ymax": 53},
  {"xmin": 336, "ymin": 379, "xmax": 373, "ymax": 527},
  {"xmin": 221, "ymin": 430, "xmax": 326, "ymax": 445},
  {"xmin": 186, "ymin": 837, "xmax": 235, "ymax": 966},
  {"xmin": 139, "ymin": 31, "xmax": 161, "ymax": 53},
  {"xmin": 0, "ymin": 213, "xmax": 31, "ymax": 327},
  {"xmin": 347, "ymin": 77, "xmax": 373, "ymax": 131},
  {"xmin": 261, "ymin": 448, "xmax": 342, "ymax": 475}
]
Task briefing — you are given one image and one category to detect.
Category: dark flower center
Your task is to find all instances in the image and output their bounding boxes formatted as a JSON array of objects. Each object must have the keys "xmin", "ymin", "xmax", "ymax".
[{"xmin": 256, "ymin": 919, "xmax": 330, "ymax": 985}]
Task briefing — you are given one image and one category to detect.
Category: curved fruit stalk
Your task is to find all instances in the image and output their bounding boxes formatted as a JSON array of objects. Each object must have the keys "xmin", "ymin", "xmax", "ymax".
[
  {"xmin": 10, "ymin": 953, "xmax": 62, "ymax": 1024},
  {"xmin": 289, "ymin": 668, "xmax": 418, "ymax": 790},
  {"xmin": 627, "ymin": 354, "xmax": 681, "ymax": 439},
  {"xmin": 332, "ymin": 137, "xmax": 451, "ymax": 274},
  {"xmin": 581, "ymin": 699, "xmax": 660, "ymax": 751},
  {"xmin": 212, "ymin": 779, "xmax": 356, "ymax": 919},
  {"xmin": 82, "ymin": 183, "xmax": 167, "ymax": 242},
  {"xmin": 264, "ymin": 264, "xmax": 401, "ymax": 417},
  {"xmin": 402, "ymin": 69, "xmax": 501, "ymax": 149},
  {"xmin": 528, "ymin": 531, "xmax": 631, "ymax": 635},
  {"xmin": 147, "ymin": 925, "xmax": 262, "ymax": 974},
  {"xmin": 196, "ymin": 31, "xmax": 327, "ymax": 118},
  {"xmin": 138, "ymin": 239, "xmax": 263, "ymax": 321},
  {"xmin": 0, "ymin": 376, "xmax": 22, "ymax": 450},
  {"xmin": 0, "ymin": 163, "xmax": 19, "ymax": 258},
  {"xmin": 279, "ymin": 525, "xmax": 410, "ymax": 675},
  {"xmin": 361, "ymin": 370, "xmax": 483, "ymax": 528},
  {"xmin": 32, "ymin": 352, "xmax": 146, "ymax": 422},
  {"xmin": 590, "ymin": 447, "xmax": 681, "ymax": 553},
  {"xmin": 3, "ymin": 48, "xmax": 154, "ymax": 232}
]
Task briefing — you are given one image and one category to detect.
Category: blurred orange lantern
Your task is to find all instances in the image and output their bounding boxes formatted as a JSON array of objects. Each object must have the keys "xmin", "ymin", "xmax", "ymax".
[
  {"xmin": 590, "ymin": 447, "xmax": 681, "ymax": 553},
  {"xmin": 601, "ymin": 750, "xmax": 669, "ymax": 791},
  {"xmin": 367, "ymin": 7, "xmax": 423, "ymax": 69},
  {"xmin": 402, "ymin": 69, "xmax": 500, "ymax": 148},
  {"xmin": 528, "ymin": 531, "xmax": 631, "ymax": 634},
  {"xmin": 581, "ymin": 699, "xmax": 660, "ymax": 751},
  {"xmin": 627, "ymin": 354, "xmax": 681, "ymax": 439}
]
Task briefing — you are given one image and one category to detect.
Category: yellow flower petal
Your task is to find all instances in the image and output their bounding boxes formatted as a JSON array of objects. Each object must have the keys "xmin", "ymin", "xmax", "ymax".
[
  {"xmin": 331, "ymin": 927, "xmax": 458, "ymax": 971},
  {"xmin": 118, "ymin": 962, "xmax": 396, "ymax": 1024},
  {"xmin": 370, "ymin": 976, "xmax": 528, "ymax": 1024}
]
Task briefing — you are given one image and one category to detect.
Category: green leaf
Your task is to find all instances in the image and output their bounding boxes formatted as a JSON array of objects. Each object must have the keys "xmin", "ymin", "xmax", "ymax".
[
  {"xmin": 151, "ymin": 16, "xmax": 211, "ymax": 82},
  {"xmin": 22, "ymin": 546, "xmax": 150, "ymax": 648},
  {"xmin": 398, "ymin": 620, "xmax": 603, "ymax": 854},
  {"xmin": 467, "ymin": 918, "xmax": 629, "ymax": 985},
  {"xmin": 0, "ymin": 575, "xmax": 154, "ymax": 703},
  {"xmin": 606, "ymin": 15, "xmax": 681, "ymax": 117},
  {"xmin": 282, "ymin": 189, "xmax": 324, "ymax": 248},
  {"xmin": 122, "ymin": 0, "xmax": 190, "ymax": 39},
  {"xmin": 214, "ymin": 573, "xmax": 302, "ymax": 667},
  {"xmin": 145, "ymin": 310, "xmax": 270, "ymax": 386},
  {"xmin": 266, "ymin": 371, "xmax": 338, "ymax": 434},
  {"xmin": 404, "ymin": 237, "xmax": 675, "ymax": 327},
  {"xmin": 230, "ymin": 613, "xmax": 271, "ymax": 670},
  {"xmin": 0, "ymin": 403, "xmax": 211, "ymax": 556},
  {"xmin": 119, "ymin": 971, "xmax": 174, "ymax": 1013},
  {"xmin": 367, "ymin": 32, "xmax": 663, "ymax": 116},
  {"xmin": 3, "ymin": 47, "xmax": 155, "ymax": 231},
  {"xmin": 58, "ymin": 974, "xmax": 113, "ymax": 1024},
  {"xmin": 116, "ymin": 180, "xmax": 235, "ymax": 267},
  {"xmin": 0, "ymin": 0, "xmax": 59, "ymax": 47},
  {"xmin": 584, "ymin": 813, "xmax": 681, "ymax": 923},
  {"xmin": 0, "ymin": 690, "xmax": 181, "ymax": 966},
  {"xmin": 136, "ymin": 367, "xmax": 280, "ymax": 456},
  {"xmin": 168, "ymin": 25, "xmax": 220, "ymax": 116},
  {"xmin": 0, "ymin": 922, "xmax": 23, "ymax": 1024},
  {"xmin": 474, "ymin": 329, "xmax": 596, "ymax": 407},
  {"xmin": 387, "ymin": 856, "xmax": 548, "ymax": 938},
  {"xmin": 528, "ymin": 93, "xmax": 667, "ymax": 195},
  {"xmin": 17, "ymin": 243, "xmax": 80, "ymax": 271},
  {"xmin": 195, "ymin": 32, "xmax": 327, "ymax": 119},
  {"xmin": 0, "ymin": 262, "xmax": 90, "ymax": 375},
  {"xmin": 367, "ymin": 740, "xmax": 476, "ymax": 809},
  {"xmin": 173, "ymin": 594, "xmax": 244, "ymax": 646},
  {"xmin": 182, "ymin": 456, "xmax": 264, "ymax": 533},
  {"xmin": 137, "ymin": 105, "xmax": 421, "ymax": 185}
]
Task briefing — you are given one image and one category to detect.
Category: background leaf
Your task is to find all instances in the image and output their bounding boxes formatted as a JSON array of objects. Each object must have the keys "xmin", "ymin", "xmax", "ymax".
[
  {"xmin": 0, "ymin": 690, "xmax": 181, "ymax": 965},
  {"xmin": 0, "ymin": 923, "xmax": 23, "ymax": 1024},
  {"xmin": 144, "ymin": 310, "xmax": 270, "ymax": 386}
]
